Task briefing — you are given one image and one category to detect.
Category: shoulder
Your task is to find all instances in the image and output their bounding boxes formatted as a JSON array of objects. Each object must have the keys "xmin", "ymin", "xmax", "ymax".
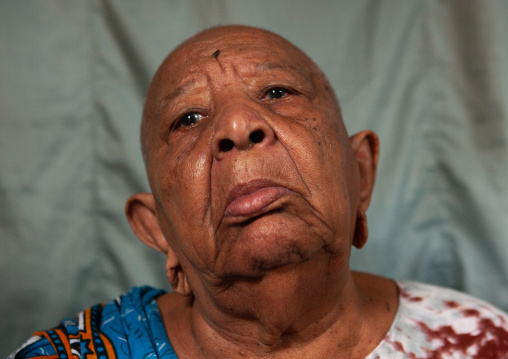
[
  {"xmin": 8, "ymin": 286, "xmax": 169, "ymax": 359},
  {"xmin": 366, "ymin": 280, "xmax": 508, "ymax": 358},
  {"xmin": 397, "ymin": 280, "xmax": 508, "ymax": 325}
]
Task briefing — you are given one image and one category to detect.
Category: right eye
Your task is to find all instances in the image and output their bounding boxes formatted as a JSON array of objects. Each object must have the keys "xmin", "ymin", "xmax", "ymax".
[{"xmin": 173, "ymin": 112, "xmax": 204, "ymax": 130}]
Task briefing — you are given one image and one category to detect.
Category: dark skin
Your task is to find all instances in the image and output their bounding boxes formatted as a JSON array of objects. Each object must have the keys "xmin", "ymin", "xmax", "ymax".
[{"xmin": 126, "ymin": 25, "xmax": 398, "ymax": 358}]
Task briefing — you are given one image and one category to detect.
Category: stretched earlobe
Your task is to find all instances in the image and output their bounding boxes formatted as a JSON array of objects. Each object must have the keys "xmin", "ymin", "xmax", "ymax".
[
  {"xmin": 349, "ymin": 130, "xmax": 380, "ymax": 212},
  {"xmin": 166, "ymin": 250, "xmax": 193, "ymax": 296},
  {"xmin": 353, "ymin": 209, "xmax": 368, "ymax": 249},
  {"xmin": 127, "ymin": 193, "xmax": 192, "ymax": 295}
]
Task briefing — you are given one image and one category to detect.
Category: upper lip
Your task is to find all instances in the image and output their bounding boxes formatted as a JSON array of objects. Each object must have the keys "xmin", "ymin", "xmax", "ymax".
[{"xmin": 225, "ymin": 179, "xmax": 286, "ymax": 208}]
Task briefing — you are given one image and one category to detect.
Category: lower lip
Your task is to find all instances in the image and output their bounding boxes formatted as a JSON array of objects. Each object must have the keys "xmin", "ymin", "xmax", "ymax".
[{"xmin": 225, "ymin": 187, "xmax": 290, "ymax": 218}]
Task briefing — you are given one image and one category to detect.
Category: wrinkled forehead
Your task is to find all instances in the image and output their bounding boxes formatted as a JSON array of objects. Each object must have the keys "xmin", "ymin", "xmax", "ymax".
[
  {"xmin": 141, "ymin": 27, "xmax": 344, "ymax": 171},
  {"xmin": 151, "ymin": 27, "xmax": 317, "ymax": 96}
]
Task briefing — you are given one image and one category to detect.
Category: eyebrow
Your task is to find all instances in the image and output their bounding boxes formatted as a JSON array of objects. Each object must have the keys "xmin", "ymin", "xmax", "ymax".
[
  {"xmin": 154, "ymin": 79, "xmax": 197, "ymax": 118},
  {"xmin": 254, "ymin": 61, "xmax": 311, "ymax": 83},
  {"xmin": 154, "ymin": 60, "xmax": 311, "ymax": 118}
]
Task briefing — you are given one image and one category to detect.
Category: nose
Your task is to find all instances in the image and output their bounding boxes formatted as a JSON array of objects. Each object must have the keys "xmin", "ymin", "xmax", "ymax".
[{"xmin": 211, "ymin": 102, "xmax": 276, "ymax": 160}]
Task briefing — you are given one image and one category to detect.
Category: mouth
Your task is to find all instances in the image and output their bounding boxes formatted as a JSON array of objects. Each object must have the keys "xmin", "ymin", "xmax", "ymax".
[{"xmin": 224, "ymin": 179, "xmax": 291, "ymax": 219}]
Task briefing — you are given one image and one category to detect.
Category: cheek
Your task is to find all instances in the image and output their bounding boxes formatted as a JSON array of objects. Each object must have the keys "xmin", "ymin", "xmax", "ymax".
[
  {"xmin": 282, "ymin": 114, "xmax": 346, "ymax": 181},
  {"xmin": 155, "ymin": 141, "xmax": 219, "ymax": 271},
  {"xmin": 278, "ymin": 115, "xmax": 351, "ymax": 227},
  {"xmin": 156, "ymin": 137, "xmax": 213, "ymax": 234}
]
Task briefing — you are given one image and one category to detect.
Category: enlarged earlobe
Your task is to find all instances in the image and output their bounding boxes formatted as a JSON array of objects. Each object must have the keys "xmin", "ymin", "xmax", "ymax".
[
  {"xmin": 125, "ymin": 193, "xmax": 169, "ymax": 254},
  {"xmin": 349, "ymin": 130, "xmax": 380, "ymax": 212},
  {"xmin": 166, "ymin": 251, "xmax": 193, "ymax": 296},
  {"xmin": 352, "ymin": 209, "xmax": 368, "ymax": 249},
  {"xmin": 126, "ymin": 193, "xmax": 192, "ymax": 296}
]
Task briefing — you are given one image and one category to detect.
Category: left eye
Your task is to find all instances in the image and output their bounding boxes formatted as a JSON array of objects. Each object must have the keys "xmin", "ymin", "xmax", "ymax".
[
  {"xmin": 265, "ymin": 88, "xmax": 289, "ymax": 100},
  {"xmin": 174, "ymin": 112, "xmax": 204, "ymax": 129}
]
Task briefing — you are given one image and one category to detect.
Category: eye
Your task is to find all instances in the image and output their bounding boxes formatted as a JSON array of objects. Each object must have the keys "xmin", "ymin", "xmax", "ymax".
[
  {"xmin": 174, "ymin": 112, "xmax": 204, "ymax": 130},
  {"xmin": 265, "ymin": 87, "xmax": 290, "ymax": 100}
]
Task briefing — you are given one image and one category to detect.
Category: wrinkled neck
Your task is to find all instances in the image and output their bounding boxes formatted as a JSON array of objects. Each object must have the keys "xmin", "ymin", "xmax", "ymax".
[
  {"xmin": 158, "ymin": 270, "xmax": 399, "ymax": 359},
  {"xmin": 189, "ymin": 267, "xmax": 363, "ymax": 358}
]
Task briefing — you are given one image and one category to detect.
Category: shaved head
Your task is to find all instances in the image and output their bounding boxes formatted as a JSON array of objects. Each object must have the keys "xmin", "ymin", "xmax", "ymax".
[
  {"xmin": 127, "ymin": 24, "xmax": 379, "ymax": 331},
  {"xmin": 140, "ymin": 25, "xmax": 341, "ymax": 171}
]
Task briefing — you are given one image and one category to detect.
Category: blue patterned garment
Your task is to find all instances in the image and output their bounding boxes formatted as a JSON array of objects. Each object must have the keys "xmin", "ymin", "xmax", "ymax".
[{"xmin": 9, "ymin": 286, "xmax": 177, "ymax": 359}]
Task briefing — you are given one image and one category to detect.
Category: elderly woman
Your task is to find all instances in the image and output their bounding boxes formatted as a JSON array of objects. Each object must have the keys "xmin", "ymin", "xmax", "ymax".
[{"xmin": 10, "ymin": 26, "xmax": 508, "ymax": 359}]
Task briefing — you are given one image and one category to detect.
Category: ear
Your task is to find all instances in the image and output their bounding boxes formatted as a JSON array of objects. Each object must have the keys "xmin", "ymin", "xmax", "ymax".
[
  {"xmin": 125, "ymin": 193, "xmax": 193, "ymax": 296},
  {"xmin": 125, "ymin": 193, "xmax": 169, "ymax": 253},
  {"xmin": 166, "ymin": 251, "xmax": 193, "ymax": 296},
  {"xmin": 352, "ymin": 209, "xmax": 368, "ymax": 249},
  {"xmin": 349, "ymin": 130, "xmax": 379, "ymax": 212}
]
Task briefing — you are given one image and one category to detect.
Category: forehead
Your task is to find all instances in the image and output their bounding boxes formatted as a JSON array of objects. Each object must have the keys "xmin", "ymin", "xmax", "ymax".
[{"xmin": 153, "ymin": 29, "xmax": 314, "ymax": 94}]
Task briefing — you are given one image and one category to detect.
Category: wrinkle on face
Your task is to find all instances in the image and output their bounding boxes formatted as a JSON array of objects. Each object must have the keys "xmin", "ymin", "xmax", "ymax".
[
  {"xmin": 254, "ymin": 61, "xmax": 314, "ymax": 90},
  {"xmin": 143, "ymin": 25, "xmax": 355, "ymax": 283},
  {"xmin": 132, "ymin": 27, "xmax": 387, "ymax": 358},
  {"xmin": 211, "ymin": 50, "xmax": 225, "ymax": 72},
  {"xmin": 141, "ymin": 25, "xmax": 342, "ymax": 167}
]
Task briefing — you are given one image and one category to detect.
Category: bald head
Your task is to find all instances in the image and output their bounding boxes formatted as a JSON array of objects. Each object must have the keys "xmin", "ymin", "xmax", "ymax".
[
  {"xmin": 140, "ymin": 25, "xmax": 341, "ymax": 170},
  {"xmin": 127, "ymin": 24, "xmax": 379, "ymax": 291},
  {"xmin": 124, "ymin": 26, "xmax": 385, "ymax": 358}
]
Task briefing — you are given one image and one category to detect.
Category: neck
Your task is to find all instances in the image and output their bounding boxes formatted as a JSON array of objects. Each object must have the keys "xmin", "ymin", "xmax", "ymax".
[
  {"xmin": 159, "ymin": 270, "xmax": 398, "ymax": 359},
  {"xmin": 193, "ymin": 270, "xmax": 363, "ymax": 358},
  {"xmin": 160, "ymin": 252, "xmax": 396, "ymax": 359}
]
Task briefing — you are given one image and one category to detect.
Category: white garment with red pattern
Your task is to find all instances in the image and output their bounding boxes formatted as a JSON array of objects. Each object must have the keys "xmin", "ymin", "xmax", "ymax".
[{"xmin": 366, "ymin": 281, "xmax": 508, "ymax": 358}]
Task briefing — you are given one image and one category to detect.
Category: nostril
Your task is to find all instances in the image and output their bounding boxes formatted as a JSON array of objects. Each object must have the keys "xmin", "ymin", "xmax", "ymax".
[
  {"xmin": 249, "ymin": 129, "xmax": 265, "ymax": 144},
  {"xmin": 219, "ymin": 139, "xmax": 234, "ymax": 152}
]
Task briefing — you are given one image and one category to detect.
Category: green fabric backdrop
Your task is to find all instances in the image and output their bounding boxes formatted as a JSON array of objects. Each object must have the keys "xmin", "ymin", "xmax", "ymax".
[{"xmin": 2, "ymin": 0, "xmax": 508, "ymax": 355}]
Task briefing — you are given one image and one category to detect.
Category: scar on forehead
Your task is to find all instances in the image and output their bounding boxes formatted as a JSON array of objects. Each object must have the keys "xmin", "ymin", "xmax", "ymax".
[{"xmin": 211, "ymin": 49, "xmax": 225, "ymax": 71}]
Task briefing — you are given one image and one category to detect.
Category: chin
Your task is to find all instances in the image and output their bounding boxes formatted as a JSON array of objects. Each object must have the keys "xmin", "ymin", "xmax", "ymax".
[{"xmin": 215, "ymin": 212, "xmax": 328, "ymax": 279}]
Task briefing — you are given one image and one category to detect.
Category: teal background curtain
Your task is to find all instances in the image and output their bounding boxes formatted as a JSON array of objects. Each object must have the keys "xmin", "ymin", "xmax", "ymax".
[{"xmin": 2, "ymin": 1, "xmax": 508, "ymax": 354}]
